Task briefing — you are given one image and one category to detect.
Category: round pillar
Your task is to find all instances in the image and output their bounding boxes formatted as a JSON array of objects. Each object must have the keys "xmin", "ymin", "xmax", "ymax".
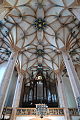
[{"xmin": 0, "ymin": 51, "xmax": 18, "ymax": 118}]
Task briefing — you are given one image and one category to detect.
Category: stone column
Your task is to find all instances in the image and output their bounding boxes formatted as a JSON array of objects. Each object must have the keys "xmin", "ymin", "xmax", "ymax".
[
  {"xmin": 56, "ymin": 76, "xmax": 64, "ymax": 108},
  {"xmin": 10, "ymin": 73, "xmax": 24, "ymax": 120},
  {"xmin": 57, "ymin": 72, "xmax": 71, "ymax": 120},
  {"xmin": 62, "ymin": 51, "xmax": 80, "ymax": 111},
  {"xmin": 0, "ymin": 51, "xmax": 18, "ymax": 118}
]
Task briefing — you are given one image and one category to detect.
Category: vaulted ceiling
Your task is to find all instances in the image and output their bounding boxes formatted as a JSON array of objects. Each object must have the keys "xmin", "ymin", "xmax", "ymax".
[{"xmin": 0, "ymin": 0, "xmax": 80, "ymax": 82}]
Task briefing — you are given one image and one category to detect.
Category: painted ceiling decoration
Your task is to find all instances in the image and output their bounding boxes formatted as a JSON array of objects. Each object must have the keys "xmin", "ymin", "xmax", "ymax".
[
  {"xmin": 32, "ymin": 18, "xmax": 47, "ymax": 31},
  {"xmin": 0, "ymin": 0, "xmax": 80, "ymax": 81}
]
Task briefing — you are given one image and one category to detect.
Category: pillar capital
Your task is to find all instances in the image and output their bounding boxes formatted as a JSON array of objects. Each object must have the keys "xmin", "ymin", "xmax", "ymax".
[
  {"xmin": 54, "ymin": 69, "xmax": 61, "ymax": 75},
  {"xmin": 60, "ymin": 46, "xmax": 70, "ymax": 53},
  {"xmin": 54, "ymin": 64, "xmax": 65, "ymax": 75},
  {"xmin": 11, "ymin": 45, "xmax": 21, "ymax": 53},
  {"xmin": 19, "ymin": 69, "xmax": 26, "ymax": 76},
  {"xmin": 16, "ymin": 64, "xmax": 25, "ymax": 77}
]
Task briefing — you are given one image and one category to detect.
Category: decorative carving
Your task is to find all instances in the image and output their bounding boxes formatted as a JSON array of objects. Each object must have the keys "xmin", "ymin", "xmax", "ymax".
[
  {"xmin": 16, "ymin": 108, "xmax": 64, "ymax": 116},
  {"xmin": 16, "ymin": 108, "xmax": 36, "ymax": 115},
  {"xmin": 3, "ymin": 107, "xmax": 80, "ymax": 116},
  {"xmin": 69, "ymin": 108, "xmax": 79, "ymax": 115},
  {"xmin": 32, "ymin": 18, "xmax": 47, "ymax": 31},
  {"xmin": 48, "ymin": 108, "xmax": 64, "ymax": 115},
  {"xmin": 3, "ymin": 107, "xmax": 12, "ymax": 115},
  {"xmin": 36, "ymin": 49, "xmax": 45, "ymax": 57}
]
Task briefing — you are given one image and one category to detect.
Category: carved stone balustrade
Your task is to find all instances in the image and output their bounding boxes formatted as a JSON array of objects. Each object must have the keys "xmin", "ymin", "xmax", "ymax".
[
  {"xmin": 1, "ymin": 107, "xmax": 12, "ymax": 120},
  {"xmin": 48, "ymin": 108, "xmax": 64, "ymax": 116},
  {"xmin": 69, "ymin": 108, "xmax": 80, "ymax": 116},
  {"xmin": 2, "ymin": 107, "xmax": 80, "ymax": 116},
  {"xmin": 16, "ymin": 108, "xmax": 36, "ymax": 116},
  {"xmin": 16, "ymin": 108, "xmax": 64, "ymax": 116},
  {"xmin": 3, "ymin": 107, "xmax": 12, "ymax": 115}
]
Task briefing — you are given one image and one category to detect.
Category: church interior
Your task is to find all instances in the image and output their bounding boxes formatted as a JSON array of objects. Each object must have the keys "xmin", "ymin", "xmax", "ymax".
[{"xmin": 0, "ymin": 0, "xmax": 80, "ymax": 120}]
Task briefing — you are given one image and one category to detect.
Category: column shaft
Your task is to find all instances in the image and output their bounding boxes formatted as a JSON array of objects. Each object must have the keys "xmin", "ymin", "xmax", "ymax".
[
  {"xmin": 62, "ymin": 51, "xmax": 80, "ymax": 109},
  {"xmin": 0, "ymin": 51, "xmax": 18, "ymax": 117},
  {"xmin": 57, "ymin": 79, "xmax": 64, "ymax": 107},
  {"xmin": 10, "ymin": 73, "xmax": 23, "ymax": 120},
  {"xmin": 12, "ymin": 73, "xmax": 23, "ymax": 107},
  {"xmin": 57, "ymin": 73, "xmax": 71, "ymax": 120}
]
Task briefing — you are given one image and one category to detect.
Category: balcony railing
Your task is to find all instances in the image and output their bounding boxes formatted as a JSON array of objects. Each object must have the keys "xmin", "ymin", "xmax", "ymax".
[
  {"xmin": 69, "ymin": 108, "xmax": 80, "ymax": 116},
  {"xmin": 3, "ymin": 107, "xmax": 80, "ymax": 116},
  {"xmin": 16, "ymin": 108, "xmax": 64, "ymax": 116},
  {"xmin": 3, "ymin": 107, "xmax": 12, "ymax": 115},
  {"xmin": 48, "ymin": 108, "xmax": 64, "ymax": 115},
  {"xmin": 16, "ymin": 108, "xmax": 36, "ymax": 116}
]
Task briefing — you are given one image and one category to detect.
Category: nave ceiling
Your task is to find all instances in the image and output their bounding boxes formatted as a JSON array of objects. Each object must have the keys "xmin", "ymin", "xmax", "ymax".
[{"xmin": 0, "ymin": 0, "xmax": 80, "ymax": 83}]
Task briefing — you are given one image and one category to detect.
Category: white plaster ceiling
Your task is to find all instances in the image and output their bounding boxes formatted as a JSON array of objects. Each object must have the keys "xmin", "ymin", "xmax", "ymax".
[{"xmin": 0, "ymin": 0, "xmax": 80, "ymax": 81}]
